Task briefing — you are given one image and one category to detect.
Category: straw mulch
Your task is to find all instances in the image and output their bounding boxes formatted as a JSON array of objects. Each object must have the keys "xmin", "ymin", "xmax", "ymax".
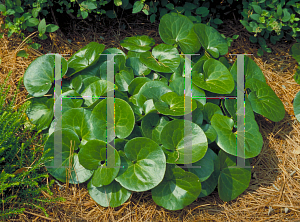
[{"xmin": 1, "ymin": 11, "xmax": 300, "ymax": 222}]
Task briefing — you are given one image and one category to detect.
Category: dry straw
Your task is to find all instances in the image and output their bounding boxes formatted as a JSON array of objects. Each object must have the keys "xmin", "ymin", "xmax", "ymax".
[{"xmin": 1, "ymin": 12, "xmax": 300, "ymax": 221}]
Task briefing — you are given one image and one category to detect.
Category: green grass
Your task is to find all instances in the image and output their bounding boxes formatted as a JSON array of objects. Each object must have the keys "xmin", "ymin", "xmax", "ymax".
[{"xmin": 0, "ymin": 71, "xmax": 64, "ymax": 220}]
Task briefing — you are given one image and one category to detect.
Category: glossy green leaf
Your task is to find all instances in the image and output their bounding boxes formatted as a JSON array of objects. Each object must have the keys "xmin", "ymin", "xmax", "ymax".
[
  {"xmin": 120, "ymin": 35, "xmax": 155, "ymax": 52},
  {"xmin": 126, "ymin": 57, "xmax": 151, "ymax": 76},
  {"xmin": 59, "ymin": 90, "xmax": 83, "ymax": 114},
  {"xmin": 136, "ymin": 81, "xmax": 173, "ymax": 107},
  {"xmin": 218, "ymin": 150, "xmax": 251, "ymax": 202},
  {"xmin": 154, "ymin": 92, "xmax": 197, "ymax": 116},
  {"xmin": 202, "ymin": 102, "xmax": 223, "ymax": 123},
  {"xmin": 66, "ymin": 42, "xmax": 105, "ymax": 77},
  {"xmin": 192, "ymin": 59, "xmax": 234, "ymax": 94},
  {"xmin": 140, "ymin": 44, "xmax": 181, "ymax": 73},
  {"xmin": 91, "ymin": 98, "xmax": 135, "ymax": 141},
  {"xmin": 193, "ymin": 23, "xmax": 228, "ymax": 58},
  {"xmin": 188, "ymin": 148, "xmax": 214, "ymax": 182},
  {"xmin": 78, "ymin": 139, "xmax": 121, "ymax": 187},
  {"xmin": 141, "ymin": 113, "xmax": 169, "ymax": 144},
  {"xmin": 245, "ymin": 78, "xmax": 285, "ymax": 122},
  {"xmin": 293, "ymin": 90, "xmax": 300, "ymax": 122},
  {"xmin": 160, "ymin": 119, "xmax": 208, "ymax": 164},
  {"xmin": 115, "ymin": 137, "xmax": 166, "ymax": 192},
  {"xmin": 128, "ymin": 77, "xmax": 151, "ymax": 95},
  {"xmin": 198, "ymin": 148, "xmax": 220, "ymax": 198},
  {"xmin": 151, "ymin": 164, "xmax": 201, "ymax": 211},
  {"xmin": 159, "ymin": 13, "xmax": 200, "ymax": 54},
  {"xmin": 230, "ymin": 56, "xmax": 266, "ymax": 83},
  {"xmin": 44, "ymin": 128, "xmax": 94, "ymax": 184},
  {"xmin": 80, "ymin": 80, "xmax": 116, "ymax": 106},
  {"xmin": 115, "ymin": 68, "xmax": 134, "ymax": 91},
  {"xmin": 88, "ymin": 180, "xmax": 131, "ymax": 207},
  {"xmin": 200, "ymin": 124, "xmax": 217, "ymax": 144},
  {"xmin": 25, "ymin": 97, "xmax": 54, "ymax": 131},
  {"xmin": 23, "ymin": 54, "xmax": 68, "ymax": 97}
]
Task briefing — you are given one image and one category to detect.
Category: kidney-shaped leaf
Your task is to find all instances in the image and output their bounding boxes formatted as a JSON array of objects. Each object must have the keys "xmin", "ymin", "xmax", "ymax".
[
  {"xmin": 193, "ymin": 23, "xmax": 228, "ymax": 58},
  {"xmin": 66, "ymin": 42, "xmax": 105, "ymax": 77},
  {"xmin": 25, "ymin": 97, "xmax": 54, "ymax": 131},
  {"xmin": 115, "ymin": 137, "xmax": 166, "ymax": 192},
  {"xmin": 23, "ymin": 54, "xmax": 68, "ymax": 97},
  {"xmin": 78, "ymin": 139, "xmax": 121, "ymax": 187},
  {"xmin": 91, "ymin": 98, "xmax": 135, "ymax": 142},
  {"xmin": 161, "ymin": 119, "xmax": 208, "ymax": 164},
  {"xmin": 141, "ymin": 113, "xmax": 169, "ymax": 144},
  {"xmin": 245, "ymin": 78, "xmax": 285, "ymax": 122},
  {"xmin": 44, "ymin": 128, "xmax": 94, "ymax": 184},
  {"xmin": 151, "ymin": 164, "xmax": 201, "ymax": 211},
  {"xmin": 188, "ymin": 148, "xmax": 214, "ymax": 182},
  {"xmin": 88, "ymin": 180, "xmax": 131, "ymax": 207},
  {"xmin": 192, "ymin": 59, "xmax": 234, "ymax": 94},
  {"xmin": 140, "ymin": 44, "xmax": 181, "ymax": 73},
  {"xmin": 120, "ymin": 35, "xmax": 155, "ymax": 52}
]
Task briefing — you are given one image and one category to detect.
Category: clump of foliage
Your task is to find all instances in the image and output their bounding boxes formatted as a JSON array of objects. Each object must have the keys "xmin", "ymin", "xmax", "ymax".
[
  {"xmin": 239, "ymin": 0, "xmax": 300, "ymax": 56},
  {"xmin": 22, "ymin": 12, "xmax": 285, "ymax": 210},
  {"xmin": 0, "ymin": 71, "xmax": 64, "ymax": 220}
]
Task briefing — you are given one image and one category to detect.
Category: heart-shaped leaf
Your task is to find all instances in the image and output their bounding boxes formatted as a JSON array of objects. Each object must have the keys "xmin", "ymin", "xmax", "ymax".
[
  {"xmin": 230, "ymin": 56, "xmax": 266, "ymax": 83},
  {"xmin": 80, "ymin": 80, "xmax": 116, "ymax": 106},
  {"xmin": 151, "ymin": 164, "xmax": 201, "ymax": 211},
  {"xmin": 120, "ymin": 35, "xmax": 155, "ymax": 52},
  {"xmin": 193, "ymin": 23, "xmax": 228, "ymax": 58},
  {"xmin": 198, "ymin": 148, "xmax": 220, "ymax": 198},
  {"xmin": 115, "ymin": 67, "xmax": 134, "ymax": 91},
  {"xmin": 126, "ymin": 57, "xmax": 151, "ymax": 76},
  {"xmin": 23, "ymin": 54, "xmax": 68, "ymax": 97},
  {"xmin": 202, "ymin": 102, "xmax": 224, "ymax": 123},
  {"xmin": 218, "ymin": 150, "xmax": 251, "ymax": 202},
  {"xmin": 245, "ymin": 78, "xmax": 285, "ymax": 122},
  {"xmin": 192, "ymin": 59, "xmax": 235, "ymax": 94},
  {"xmin": 88, "ymin": 180, "xmax": 131, "ymax": 207},
  {"xmin": 66, "ymin": 42, "xmax": 105, "ymax": 77},
  {"xmin": 44, "ymin": 128, "xmax": 94, "ymax": 184},
  {"xmin": 140, "ymin": 44, "xmax": 181, "ymax": 73},
  {"xmin": 115, "ymin": 137, "xmax": 166, "ymax": 192},
  {"xmin": 136, "ymin": 81, "xmax": 173, "ymax": 107},
  {"xmin": 154, "ymin": 92, "xmax": 197, "ymax": 116},
  {"xmin": 159, "ymin": 13, "xmax": 200, "ymax": 54},
  {"xmin": 160, "ymin": 119, "xmax": 208, "ymax": 164}
]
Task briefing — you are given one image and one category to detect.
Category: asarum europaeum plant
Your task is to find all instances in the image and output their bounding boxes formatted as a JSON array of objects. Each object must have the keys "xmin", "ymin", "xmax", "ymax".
[{"xmin": 23, "ymin": 12, "xmax": 285, "ymax": 210}]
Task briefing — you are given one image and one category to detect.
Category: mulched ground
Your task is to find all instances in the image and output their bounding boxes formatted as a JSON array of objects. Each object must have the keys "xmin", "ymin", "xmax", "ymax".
[{"xmin": 1, "ymin": 10, "xmax": 300, "ymax": 222}]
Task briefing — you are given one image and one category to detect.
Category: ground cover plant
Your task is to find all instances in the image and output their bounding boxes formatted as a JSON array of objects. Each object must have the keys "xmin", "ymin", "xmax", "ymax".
[
  {"xmin": 0, "ymin": 72, "xmax": 63, "ymax": 220},
  {"xmin": 22, "ymin": 12, "xmax": 286, "ymax": 211}
]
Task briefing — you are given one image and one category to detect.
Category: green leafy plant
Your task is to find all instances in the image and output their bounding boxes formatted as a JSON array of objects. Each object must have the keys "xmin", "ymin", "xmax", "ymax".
[
  {"xmin": 240, "ymin": 0, "xmax": 300, "ymax": 56},
  {"xmin": 290, "ymin": 43, "xmax": 300, "ymax": 122},
  {"xmin": 0, "ymin": 71, "xmax": 64, "ymax": 220},
  {"xmin": 22, "ymin": 12, "xmax": 285, "ymax": 210}
]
